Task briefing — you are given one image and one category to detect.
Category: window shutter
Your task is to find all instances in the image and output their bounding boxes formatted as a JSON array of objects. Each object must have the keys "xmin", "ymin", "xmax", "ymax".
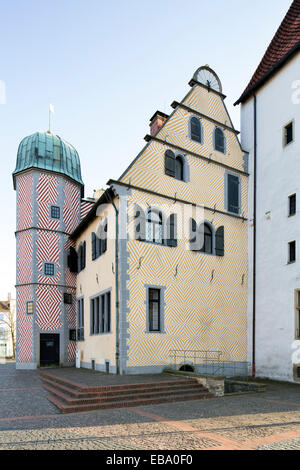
[
  {"xmin": 215, "ymin": 226, "xmax": 224, "ymax": 256},
  {"xmin": 189, "ymin": 218, "xmax": 200, "ymax": 251},
  {"xmin": 167, "ymin": 214, "xmax": 177, "ymax": 247},
  {"xmin": 134, "ymin": 204, "xmax": 146, "ymax": 241},
  {"xmin": 82, "ymin": 241, "xmax": 86, "ymax": 270},
  {"xmin": 68, "ymin": 247, "xmax": 78, "ymax": 273},
  {"xmin": 91, "ymin": 233, "xmax": 96, "ymax": 260},
  {"xmin": 165, "ymin": 150, "xmax": 175, "ymax": 177},
  {"xmin": 227, "ymin": 174, "xmax": 240, "ymax": 214}
]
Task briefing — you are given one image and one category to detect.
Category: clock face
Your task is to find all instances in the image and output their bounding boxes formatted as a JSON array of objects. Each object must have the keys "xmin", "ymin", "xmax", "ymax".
[{"xmin": 193, "ymin": 66, "xmax": 222, "ymax": 93}]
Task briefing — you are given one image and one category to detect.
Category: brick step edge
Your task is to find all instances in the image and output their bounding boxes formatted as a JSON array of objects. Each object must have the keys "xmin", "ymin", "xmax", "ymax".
[
  {"xmin": 43, "ymin": 383, "xmax": 209, "ymax": 406},
  {"xmin": 47, "ymin": 391, "xmax": 214, "ymax": 414},
  {"xmin": 39, "ymin": 372, "xmax": 198, "ymax": 393},
  {"xmin": 41, "ymin": 376, "xmax": 204, "ymax": 399}
]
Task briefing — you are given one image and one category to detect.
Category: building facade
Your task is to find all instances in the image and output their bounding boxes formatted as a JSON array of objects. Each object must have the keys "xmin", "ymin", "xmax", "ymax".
[
  {"xmin": 237, "ymin": 0, "xmax": 300, "ymax": 382},
  {"xmin": 70, "ymin": 66, "xmax": 249, "ymax": 375}
]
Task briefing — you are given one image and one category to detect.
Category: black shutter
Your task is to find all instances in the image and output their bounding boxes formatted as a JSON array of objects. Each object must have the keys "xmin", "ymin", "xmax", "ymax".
[
  {"xmin": 91, "ymin": 233, "xmax": 96, "ymax": 260},
  {"xmin": 67, "ymin": 247, "xmax": 78, "ymax": 273},
  {"xmin": 82, "ymin": 242, "xmax": 86, "ymax": 270},
  {"xmin": 167, "ymin": 214, "xmax": 177, "ymax": 247},
  {"xmin": 227, "ymin": 174, "xmax": 240, "ymax": 214},
  {"xmin": 134, "ymin": 204, "xmax": 146, "ymax": 241},
  {"xmin": 215, "ymin": 226, "xmax": 224, "ymax": 256},
  {"xmin": 189, "ymin": 218, "xmax": 200, "ymax": 251},
  {"xmin": 165, "ymin": 150, "xmax": 175, "ymax": 177}
]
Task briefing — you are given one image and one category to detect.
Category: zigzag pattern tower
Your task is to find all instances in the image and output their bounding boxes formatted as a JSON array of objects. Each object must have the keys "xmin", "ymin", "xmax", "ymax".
[{"xmin": 13, "ymin": 131, "xmax": 84, "ymax": 369}]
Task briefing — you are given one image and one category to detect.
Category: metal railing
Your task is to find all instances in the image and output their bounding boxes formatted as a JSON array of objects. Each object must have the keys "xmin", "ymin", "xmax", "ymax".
[{"xmin": 169, "ymin": 349, "xmax": 251, "ymax": 378}]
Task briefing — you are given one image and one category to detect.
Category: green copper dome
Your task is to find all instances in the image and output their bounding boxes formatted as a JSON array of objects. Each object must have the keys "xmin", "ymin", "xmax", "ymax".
[{"xmin": 13, "ymin": 131, "xmax": 83, "ymax": 186}]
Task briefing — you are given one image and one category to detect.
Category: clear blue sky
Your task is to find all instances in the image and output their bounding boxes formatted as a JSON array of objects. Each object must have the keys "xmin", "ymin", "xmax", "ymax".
[{"xmin": 0, "ymin": 0, "xmax": 292, "ymax": 299}]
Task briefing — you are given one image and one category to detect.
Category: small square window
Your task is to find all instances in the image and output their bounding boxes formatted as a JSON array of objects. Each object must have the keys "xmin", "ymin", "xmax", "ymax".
[
  {"xmin": 44, "ymin": 263, "xmax": 55, "ymax": 276},
  {"xmin": 289, "ymin": 241, "xmax": 296, "ymax": 264},
  {"xmin": 69, "ymin": 329, "xmax": 76, "ymax": 341},
  {"xmin": 284, "ymin": 122, "xmax": 294, "ymax": 146},
  {"xmin": 289, "ymin": 194, "xmax": 296, "ymax": 217},
  {"xmin": 64, "ymin": 293, "xmax": 73, "ymax": 305},
  {"xmin": 51, "ymin": 206, "xmax": 60, "ymax": 219},
  {"xmin": 26, "ymin": 301, "xmax": 34, "ymax": 315}
]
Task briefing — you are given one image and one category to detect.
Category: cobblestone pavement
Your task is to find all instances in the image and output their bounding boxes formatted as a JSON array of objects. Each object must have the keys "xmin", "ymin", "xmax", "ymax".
[{"xmin": 0, "ymin": 362, "xmax": 300, "ymax": 450}]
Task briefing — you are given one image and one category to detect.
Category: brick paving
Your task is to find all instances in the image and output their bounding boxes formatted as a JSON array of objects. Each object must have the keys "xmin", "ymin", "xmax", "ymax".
[{"xmin": 0, "ymin": 362, "xmax": 300, "ymax": 450}]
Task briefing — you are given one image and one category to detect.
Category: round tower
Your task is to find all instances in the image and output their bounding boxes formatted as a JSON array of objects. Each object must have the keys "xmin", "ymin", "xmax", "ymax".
[{"xmin": 13, "ymin": 131, "xmax": 83, "ymax": 369}]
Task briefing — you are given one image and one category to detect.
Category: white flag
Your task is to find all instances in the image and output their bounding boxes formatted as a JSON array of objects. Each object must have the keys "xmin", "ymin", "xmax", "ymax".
[{"xmin": 49, "ymin": 104, "xmax": 54, "ymax": 113}]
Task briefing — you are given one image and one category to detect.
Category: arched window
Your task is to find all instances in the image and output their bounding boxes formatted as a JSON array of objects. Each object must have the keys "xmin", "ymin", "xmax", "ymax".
[
  {"xmin": 214, "ymin": 127, "xmax": 226, "ymax": 154},
  {"xmin": 199, "ymin": 223, "xmax": 213, "ymax": 254},
  {"xmin": 175, "ymin": 156, "xmax": 184, "ymax": 181},
  {"xmin": 190, "ymin": 117, "xmax": 202, "ymax": 143},
  {"xmin": 146, "ymin": 209, "xmax": 163, "ymax": 244}
]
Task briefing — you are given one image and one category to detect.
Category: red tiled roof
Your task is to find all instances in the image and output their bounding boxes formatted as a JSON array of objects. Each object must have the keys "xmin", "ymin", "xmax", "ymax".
[{"xmin": 236, "ymin": 0, "xmax": 300, "ymax": 104}]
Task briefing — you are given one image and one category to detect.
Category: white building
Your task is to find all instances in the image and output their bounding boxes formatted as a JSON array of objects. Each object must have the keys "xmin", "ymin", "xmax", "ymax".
[{"xmin": 236, "ymin": 0, "xmax": 300, "ymax": 382}]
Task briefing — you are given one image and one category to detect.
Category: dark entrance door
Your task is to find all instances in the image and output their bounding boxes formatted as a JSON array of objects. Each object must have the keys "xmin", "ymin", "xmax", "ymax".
[{"xmin": 40, "ymin": 334, "xmax": 59, "ymax": 366}]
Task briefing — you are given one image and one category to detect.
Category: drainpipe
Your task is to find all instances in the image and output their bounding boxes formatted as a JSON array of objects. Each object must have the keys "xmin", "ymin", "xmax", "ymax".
[
  {"xmin": 252, "ymin": 94, "xmax": 257, "ymax": 377},
  {"xmin": 106, "ymin": 191, "xmax": 120, "ymax": 375}
]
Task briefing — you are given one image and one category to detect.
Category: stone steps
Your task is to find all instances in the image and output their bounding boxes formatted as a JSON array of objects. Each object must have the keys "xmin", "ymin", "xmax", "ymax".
[{"xmin": 40, "ymin": 371, "xmax": 214, "ymax": 414}]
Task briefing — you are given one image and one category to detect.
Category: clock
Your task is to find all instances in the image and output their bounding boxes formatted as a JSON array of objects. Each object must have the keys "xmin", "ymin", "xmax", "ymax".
[{"xmin": 192, "ymin": 66, "xmax": 222, "ymax": 93}]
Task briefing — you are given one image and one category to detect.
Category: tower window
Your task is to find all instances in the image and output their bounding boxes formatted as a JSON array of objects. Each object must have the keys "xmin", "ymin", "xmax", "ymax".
[
  {"xmin": 51, "ymin": 206, "xmax": 60, "ymax": 219},
  {"xmin": 26, "ymin": 301, "xmax": 34, "ymax": 315},
  {"xmin": 64, "ymin": 293, "xmax": 73, "ymax": 305},
  {"xmin": 295, "ymin": 291, "xmax": 300, "ymax": 339},
  {"xmin": 288, "ymin": 241, "xmax": 296, "ymax": 264},
  {"xmin": 44, "ymin": 263, "xmax": 55, "ymax": 276},
  {"xmin": 289, "ymin": 194, "xmax": 296, "ymax": 217},
  {"xmin": 284, "ymin": 122, "xmax": 294, "ymax": 146}
]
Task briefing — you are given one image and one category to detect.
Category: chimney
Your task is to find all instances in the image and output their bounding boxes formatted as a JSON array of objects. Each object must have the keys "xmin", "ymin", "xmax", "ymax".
[{"xmin": 149, "ymin": 111, "xmax": 169, "ymax": 136}]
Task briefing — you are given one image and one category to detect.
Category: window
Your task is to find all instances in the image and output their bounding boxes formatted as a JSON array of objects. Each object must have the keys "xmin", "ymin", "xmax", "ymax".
[
  {"xmin": 190, "ymin": 117, "xmax": 202, "ymax": 143},
  {"xmin": 295, "ymin": 291, "xmax": 300, "ymax": 339},
  {"xmin": 214, "ymin": 127, "xmax": 226, "ymax": 154},
  {"xmin": 44, "ymin": 263, "xmax": 54, "ymax": 276},
  {"xmin": 146, "ymin": 209, "xmax": 163, "ymax": 244},
  {"xmin": 175, "ymin": 156, "xmax": 184, "ymax": 181},
  {"xmin": 26, "ymin": 301, "xmax": 34, "ymax": 314},
  {"xmin": 289, "ymin": 194, "xmax": 296, "ymax": 217},
  {"xmin": 69, "ymin": 329, "xmax": 76, "ymax": 341},
  {"xmin": 90, "ymin": 292, "xmax": 111, "ymax": 335},
  {"xmin": 226, "ymin": 173, "xmax": 240, "ymax": 215},
  {"xmin": 199, "ymin": 223, "xmax": 213, "ymax": 254},
  {"xmin": 148, "ymin": 288, "xmax": 161, "ymax": 332},
  {"xmin": 0, "ymin": 328, "xmax": 6, "ymax": 340},
  {"xmin": 92, "ymin": 221, "xmax": 107, "ymax": 260},
  {"xmin": 51, "ymin": 206, "xmax": 60, "ymax": 219},
  {"xmin": 77, "ymin": 298, "xmax": 84, "ymax": 341},
  {"xmin": 64, "ymin": 293, "xmax": 73, "ymax": 305},
  {"xmin": 289, "ymin": 241, "xmax": 296, "ymax": 264},
  {"xmin": 78, "ymin": 242, "xmax": 86, "ymax": 272},
  {"xmin": 164, "ymin": 151, "xmax": 187, "ymax": 181},
  {"xmin": 284, "ymin": 122, "xmax": 294, "ymax": 146}
]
